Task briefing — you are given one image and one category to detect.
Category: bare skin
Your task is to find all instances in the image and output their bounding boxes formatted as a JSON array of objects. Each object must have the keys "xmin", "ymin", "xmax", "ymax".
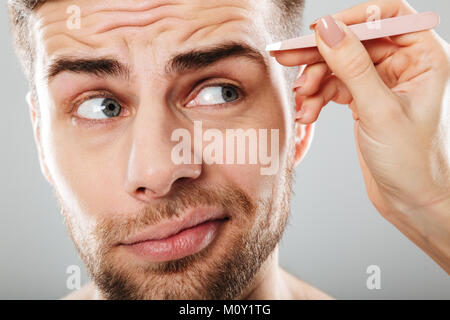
[
  {"xmin": 25, "ymin": 0, "xmax": 449, "ymax": 300},
  {"xmin": 29, "ymin": 0, "xmax": 322, "ymax": 300},
  {"xmin": 272, "ymin": 0, "xmax": 450, "ymax": 273}
]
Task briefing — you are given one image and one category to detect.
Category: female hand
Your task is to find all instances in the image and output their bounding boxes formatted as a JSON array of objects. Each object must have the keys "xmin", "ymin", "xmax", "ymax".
[{"xmin": 271, "ymin": 0, "xmax": 450, "ymax": 272}]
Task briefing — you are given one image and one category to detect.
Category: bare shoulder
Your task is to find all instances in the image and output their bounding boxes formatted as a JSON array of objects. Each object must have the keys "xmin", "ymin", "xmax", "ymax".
[
  {"xmin": 61, "ymin": 282, "xmax": 97, "ymax": 300},
  {"xmin": 280, "ymin": 268, "xmax": 334, "ymax": 300}
]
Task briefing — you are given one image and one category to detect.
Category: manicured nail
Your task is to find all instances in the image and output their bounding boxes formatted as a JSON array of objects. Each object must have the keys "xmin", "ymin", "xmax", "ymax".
[
  {"xmin": 296, "ymin": 106, "xmax": 305, "ymax": 119},
  {"xmin": 292, "ymin": 65, "xmax": 307, "ymax": 91},
  {"xmin": 309, "ymin": 19, "xmax": 319, "ymax": 30},
  {"xmin": 293, "ymin": 74, "xmax": 307, "ymax": 91},
  {"xmin": 316, "ymin": 15, "xmax": 345, "ymax": 48}
]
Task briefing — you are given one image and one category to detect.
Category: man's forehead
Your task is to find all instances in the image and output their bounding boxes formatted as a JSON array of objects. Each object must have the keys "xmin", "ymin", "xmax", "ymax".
[{"xmin": 33, "ymin": 0, "xmax": 273, "ymax": 70}]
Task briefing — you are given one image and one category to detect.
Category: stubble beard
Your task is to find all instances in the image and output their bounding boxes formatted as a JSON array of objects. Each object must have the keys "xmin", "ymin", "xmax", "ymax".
[{"xmin": 58, "ymin": 148, "xmax": 294, "ymax": 300}]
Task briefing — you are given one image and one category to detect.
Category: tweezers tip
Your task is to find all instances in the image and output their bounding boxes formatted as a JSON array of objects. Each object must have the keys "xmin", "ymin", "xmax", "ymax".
[{"xmin": 265, "ymin": 42, "xmax": 282, "ymax": 51}]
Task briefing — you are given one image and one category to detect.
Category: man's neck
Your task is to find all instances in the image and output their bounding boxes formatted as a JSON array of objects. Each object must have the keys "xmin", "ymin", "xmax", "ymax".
[{"xmin": 239, "ymin": 248, "xmax": 291, "ymax": 299}]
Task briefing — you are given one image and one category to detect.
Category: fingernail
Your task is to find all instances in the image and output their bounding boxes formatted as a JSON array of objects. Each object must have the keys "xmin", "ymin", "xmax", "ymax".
[
  {"xmin": 292, "ymin": 65, "xmax": 307, "ymax": 91},
  {"xmin": 309, "ymin": 19, "xmax": 319, "ymax": 30},
  {"xmin": 293, "ymin": 74, "xmax": 307, "ymax": 91},
  {"xmin": 316, "ymin": 15, "xmax": 345, "ymax": 48},
  {"xmin": 296, "ymin": 106, "xmax": 305, "ymax": 119}
]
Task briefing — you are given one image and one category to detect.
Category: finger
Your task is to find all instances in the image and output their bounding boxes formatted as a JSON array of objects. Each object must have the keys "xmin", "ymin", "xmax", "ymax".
[
  {"xmin": 297, "ymin": 76, "xmax": 353, "ymax": 124},
  {"xmin": 273, "ymin": 0, "xmax": 418, "ymax": 66},
  {"xmin": 313, "ymin": 16, "xmax": 399, "ymax": 122},
  {"xmin": 374, "ymin": 57, "xmax": 403, "ymax": 89},
  {"xmin": 389, "ymin": 29, "xmax": 440, "ymax": 47},
  {"xmin": 295, "ymin": 94, "xmax": 306, "ymax": 117},
  {"xmin": 361, "ymin": 38, "xmax": 399, "ymax": 65},
  {"xmin": 293, "ymin": 62, "xmax": 330, "ymax": 96},
  {"xmin": 272, "ymin": 37, "xmax": 399, "ymax": 68},
  {"xmin": 272, "ymin": 47, "xmax": 323, "ymax": 67},
  {"xmin": 293, "ymin": 35, "xmax": 444, "ymax": 92}
]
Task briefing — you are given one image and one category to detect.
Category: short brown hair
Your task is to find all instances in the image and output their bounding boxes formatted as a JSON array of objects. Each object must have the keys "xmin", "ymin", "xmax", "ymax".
[{"xmin": 8, "ymin": 0, "xmax": 304, "ymax": 90}]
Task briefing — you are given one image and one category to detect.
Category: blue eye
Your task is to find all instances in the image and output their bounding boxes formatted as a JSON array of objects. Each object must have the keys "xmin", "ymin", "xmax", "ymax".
[
  {"xmin": 77, "ymin": 97, "xmax": 122, "ymax": 119},
  {"xmin": 186, "ymin": 85, "xmax": 240, "ymax": 107}
]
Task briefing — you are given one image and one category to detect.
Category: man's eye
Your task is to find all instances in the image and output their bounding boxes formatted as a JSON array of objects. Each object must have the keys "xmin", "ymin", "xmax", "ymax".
[
  {"xmin": 76, "ymin": 97, "xmax": 122, "ymax": 119},
  {"xmin": 186, "ymin": 85, "xmax": 240, "ymax": 107}
]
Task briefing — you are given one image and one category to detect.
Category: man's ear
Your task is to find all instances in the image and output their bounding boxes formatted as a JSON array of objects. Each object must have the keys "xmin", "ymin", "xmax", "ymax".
[
  {"xmin": 26, "ymin": 91, "xmax": 54, "ymax": 185},
  {"xmin": 293, "ymin": 95, "xmax": 315, "ymax": 167},
  {"xmin": 293, "ymin": 121, "xmax": 314, "ymax": 167}
]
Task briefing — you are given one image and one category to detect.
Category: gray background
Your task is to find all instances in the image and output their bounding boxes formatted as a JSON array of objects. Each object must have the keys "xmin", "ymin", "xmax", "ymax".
[{"xmin": 1, "ymin": 0, "xmax": 449, "ymax": 299}]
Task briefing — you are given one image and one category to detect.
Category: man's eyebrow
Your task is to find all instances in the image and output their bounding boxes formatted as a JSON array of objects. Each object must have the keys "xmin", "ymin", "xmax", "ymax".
[
  {"xmin": 44, "ymin": 42, "xmax": 266, "ymax": 82},
  {"xmin": 45, "ymin": 56, "xmax": 130, "ymax": 82},
  {"xmin": 166, "ymin": 41, "xmax": 268, "ymax": 74}
]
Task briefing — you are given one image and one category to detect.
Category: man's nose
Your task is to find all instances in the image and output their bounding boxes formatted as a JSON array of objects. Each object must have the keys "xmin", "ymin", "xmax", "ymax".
[{"xmin": 124, "ymin": 106, "xmax": 201, "ymax": 202}]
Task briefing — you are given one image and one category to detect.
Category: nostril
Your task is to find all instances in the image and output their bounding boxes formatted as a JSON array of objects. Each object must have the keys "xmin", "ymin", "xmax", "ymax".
[
  {"xmin": 137, "ymin": 187, "xmax": 146, "ymax": 193},
  {"xmin": 175, "ymin": 177, "xmax": 189, "ymax": 184}
]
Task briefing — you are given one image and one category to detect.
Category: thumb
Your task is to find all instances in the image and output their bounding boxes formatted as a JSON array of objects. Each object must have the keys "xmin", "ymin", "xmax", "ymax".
[{"xmin": 313, "ymin": 15, "xmax": 397, "ymax": 120}]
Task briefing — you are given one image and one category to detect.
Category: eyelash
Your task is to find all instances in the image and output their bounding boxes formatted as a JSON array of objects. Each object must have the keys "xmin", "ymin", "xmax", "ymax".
[
  {"xmin": 185, "ymin": 81, "xmax": 245, "ymax": 109},
  {"xmin": 69, "ymin": 91, "xmax": 127, "ymax": 128}
]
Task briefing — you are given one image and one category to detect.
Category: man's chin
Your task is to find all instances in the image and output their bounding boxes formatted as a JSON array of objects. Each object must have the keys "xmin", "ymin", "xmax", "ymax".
[
  {"xmin": 87, "ymin": 212, "xmax": 287, "ymax": 299},
  {"xmin": 92, "ymin": 242, "xmax": 241, "ymax": 299}
]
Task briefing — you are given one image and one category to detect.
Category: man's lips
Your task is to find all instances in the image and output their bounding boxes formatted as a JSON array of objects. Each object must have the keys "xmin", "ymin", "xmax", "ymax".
[{"xmin": 119, "ymin": 207, "xmax": 229, "ymax": 262}]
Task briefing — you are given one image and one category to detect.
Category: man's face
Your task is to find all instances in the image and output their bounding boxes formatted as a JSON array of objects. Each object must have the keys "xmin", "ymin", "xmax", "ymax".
[{"xmin": 31, "ymin": 0, "xmax": 298, "ymax": 299}]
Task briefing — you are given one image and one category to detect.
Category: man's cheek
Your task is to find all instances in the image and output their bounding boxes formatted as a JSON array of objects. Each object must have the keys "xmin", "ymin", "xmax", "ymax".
[
  {"xmin": 217, "ymin": 164, "xmax": 276, "ymax": 201},
  {"xmin": 44, "ymin": 134, "xmax": 117, "ymax": 215}
]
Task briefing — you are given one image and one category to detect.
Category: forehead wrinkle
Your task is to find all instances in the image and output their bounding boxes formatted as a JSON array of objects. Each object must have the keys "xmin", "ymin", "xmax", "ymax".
[
  {"xmin": 180, "ymin": 6, "xmax": 253, "ymax": 44},
  {"xmin": 36, "ymin": 0, "xmax": 185, "ymax": 26},
  {"xmin": 37, "ymin": 0, "xmax": 255, "ymax": 43},
  {"xmin": 44, "ymin": 32, "xmax": 99, "ymax": 53},
  {"xmin": 38, "ymin": 4, "xmax": 189, "ymax": 45},
  {"xmin": 92, "ymin": 12, "xmax": 187, "ymax": 36},
  {"xmin": 88, "ymin": 4, "xmax": 192, "ymax": 35},
  {"xmin": 83, "ymin": 1, "xmax": 252, "ymax": 35},
  {"xmin": 36, "ymin": 0, "xmax": 268, "ymax": 82},
  {"xmin": 38, "ymin": 8, "xmax": 194, "ymax": 71}
]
